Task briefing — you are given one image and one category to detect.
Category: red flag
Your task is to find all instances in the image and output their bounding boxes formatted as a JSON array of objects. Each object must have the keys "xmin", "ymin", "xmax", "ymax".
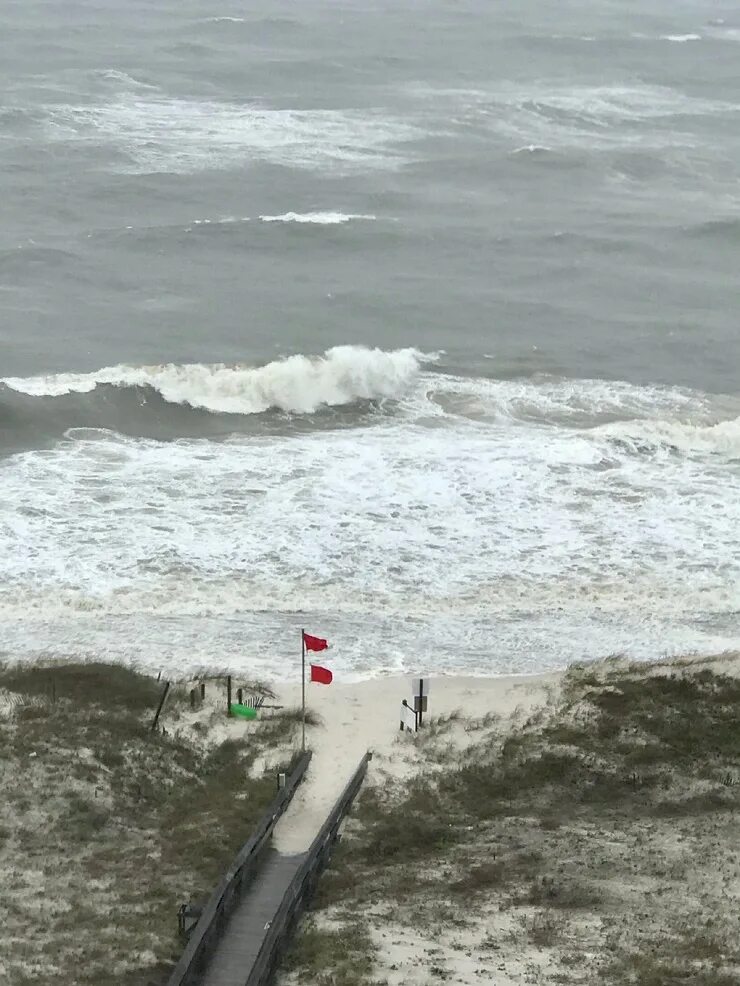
[
  {"xmin": 303, "ymin": 632, "xmax": 328, "ymax": 652},
  {"xmin": 310, "ymin": 664, "xmax": 333, "ymax": 685}
]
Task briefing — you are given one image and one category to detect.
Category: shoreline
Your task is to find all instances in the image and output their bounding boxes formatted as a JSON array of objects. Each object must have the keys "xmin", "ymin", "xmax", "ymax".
[{"xmin": 1, "ymin": 651, "xmax": 739, "ymax": 985}]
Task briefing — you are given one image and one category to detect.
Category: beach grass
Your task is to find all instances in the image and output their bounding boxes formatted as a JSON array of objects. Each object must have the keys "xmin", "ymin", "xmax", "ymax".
[
  {"xmin": 0, "ymin": 660, "xmax": 302, "ymax": 986},
  {"xmin": 287, "ymin": 658, "xmax": 740, "ymax": 986}
]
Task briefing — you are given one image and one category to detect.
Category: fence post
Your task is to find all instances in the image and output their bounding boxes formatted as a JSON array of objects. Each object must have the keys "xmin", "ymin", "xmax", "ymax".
[{"xmin": 151, "ymin": 681, "xmax": 171, "ymax": 732}]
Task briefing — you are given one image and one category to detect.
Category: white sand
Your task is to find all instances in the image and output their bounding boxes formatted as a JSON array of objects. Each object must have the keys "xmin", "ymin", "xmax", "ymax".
[
  {"xmin": 272, "ymin": 671, "xmax": 558, "ymax": 853},
  {"xmin": 271, "ymin": 653, "xmax": 740, "ymax": 986}
]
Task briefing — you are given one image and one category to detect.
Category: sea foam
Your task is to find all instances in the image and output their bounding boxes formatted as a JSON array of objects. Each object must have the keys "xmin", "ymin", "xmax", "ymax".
[
  {"xmin": 258, "ymin": 212, "xmax": 376, "ymax": 224},
  {"xmin": 2, "ymin": 346, "xmax": 433, "ymax": 414}
]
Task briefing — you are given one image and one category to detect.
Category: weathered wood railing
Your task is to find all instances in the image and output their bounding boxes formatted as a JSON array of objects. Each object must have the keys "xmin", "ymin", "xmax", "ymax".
[
  {"xmin": 244, "ymin": 751, "xmax": 373, "ymax": 986},
  {"xmin": 165, "ymin": 750, "xmax": 313, "ymax": 986}
]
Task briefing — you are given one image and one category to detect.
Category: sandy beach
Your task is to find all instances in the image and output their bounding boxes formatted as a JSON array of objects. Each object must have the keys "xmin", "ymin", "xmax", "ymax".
[
  {"xmin": 2, "ymin": 653, "xmax": 740, "ymax": 985},
  {"xmin": 271, "ymin": 653, "xmax": 740, "ymax": 986},
  {"xmin": 272, "ymin": 670, "xmax": 558, "ymax": 853}
]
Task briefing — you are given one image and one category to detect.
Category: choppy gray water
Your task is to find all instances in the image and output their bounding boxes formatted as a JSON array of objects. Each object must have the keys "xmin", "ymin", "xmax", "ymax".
[{"xmin": 1, "ymin": 0, "xmax": 739, "ymax": 678}]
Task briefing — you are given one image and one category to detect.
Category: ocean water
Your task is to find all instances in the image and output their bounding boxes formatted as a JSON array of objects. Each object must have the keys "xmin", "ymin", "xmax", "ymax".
[{"xmin": 1, "ymin": 0, "xmax": 739, "ymax": 679}]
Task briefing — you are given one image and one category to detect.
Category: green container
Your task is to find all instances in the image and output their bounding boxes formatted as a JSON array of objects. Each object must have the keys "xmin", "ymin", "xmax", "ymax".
[{"xmin": 230, "ymin": 703, "xmax": 258, "ymax": 720}]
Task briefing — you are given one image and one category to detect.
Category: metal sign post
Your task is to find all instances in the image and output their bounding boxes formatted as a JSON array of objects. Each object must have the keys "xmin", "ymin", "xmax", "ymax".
[
  {"xmin": 301, "ymin": 628, "xmax": 306, "ymax": 752},
  {"xmin": 411, "ymin": 678, "xmax": 429, "ymax": 728}
]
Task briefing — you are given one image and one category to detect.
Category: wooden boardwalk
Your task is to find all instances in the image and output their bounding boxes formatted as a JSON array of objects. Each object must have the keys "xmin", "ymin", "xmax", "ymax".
[{"xmin": 197, "ymin": 849, "xmax": 307, "ymax": 986}]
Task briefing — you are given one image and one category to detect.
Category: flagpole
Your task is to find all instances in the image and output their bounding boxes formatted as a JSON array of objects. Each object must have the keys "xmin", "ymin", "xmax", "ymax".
[{"xmin": 301, "ymin": 627, "xmax": 306, "ymax": 752}]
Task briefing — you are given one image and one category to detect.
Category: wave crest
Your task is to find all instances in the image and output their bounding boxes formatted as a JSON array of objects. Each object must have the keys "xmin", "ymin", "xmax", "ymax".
[
  {"xmin": 601, "ymin": 415, "xmax": 740, "ymax": 456},
  {"xmin": 2, "ymin": 346, "xmax": 433, "ymax": 415},
  {"xmin": 259, "ymin": 212, "xmax": 376, "ymax": 224}
]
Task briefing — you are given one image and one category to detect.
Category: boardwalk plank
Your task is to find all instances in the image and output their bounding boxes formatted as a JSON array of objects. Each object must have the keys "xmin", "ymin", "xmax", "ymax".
[{"xmin": 198, "ymin": 850, "xmax": 306, "ymax": 986}]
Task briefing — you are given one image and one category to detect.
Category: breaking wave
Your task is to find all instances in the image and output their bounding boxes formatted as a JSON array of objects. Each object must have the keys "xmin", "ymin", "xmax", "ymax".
[
  {"xmin": 2, "ymin": 346, "xmax": 432, "ymax": 415},
  {"xmin": 600, "ymin": 415, "xmax": 740, "ymax": 457},
  {"xmin": 4, "ymin": 352, "xmax": 740, "ymax": 463},
  {"xmin": 1, "ymin": 371, "xmax": 739, "ymax": 675},
  {"xmin": 2, "ymin": 357, "xmax": 739, "ymax": 672},
  {"xmin": 258, "ymin": 212, "xmax": 377, "ymax": 224}
]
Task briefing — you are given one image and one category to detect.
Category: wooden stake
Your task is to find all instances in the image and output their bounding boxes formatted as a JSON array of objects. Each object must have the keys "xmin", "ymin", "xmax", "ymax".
[
  {"xmin": 301, "ymin": 628, "xmax": 306, "ymax": 752},
  {"xmin": 151, "ymin": 681, "xmax": 170, "ymax": 732}
]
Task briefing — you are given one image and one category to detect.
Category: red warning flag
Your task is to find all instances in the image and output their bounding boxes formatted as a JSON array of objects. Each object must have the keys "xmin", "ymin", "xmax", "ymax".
[
  {"xmin": 310, "ymin": 664, "xmax": 333, "ymax": 685},
  {"xmin": 303, "ymin": 632, "xmax": 329, "ymax": 652}
]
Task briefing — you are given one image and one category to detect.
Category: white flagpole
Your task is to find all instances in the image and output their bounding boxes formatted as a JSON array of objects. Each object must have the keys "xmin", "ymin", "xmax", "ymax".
[{"xmin": 301, "ymin": 627, "xmax": 306, "ymax": 752}]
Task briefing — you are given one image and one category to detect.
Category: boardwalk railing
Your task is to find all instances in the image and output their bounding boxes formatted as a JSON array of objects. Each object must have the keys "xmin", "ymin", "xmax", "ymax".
[
  {"xmin": 166, "ymin": 750, "xmax": 313, "ymax": 986},
  {"xmin": 245, "ymin": 751, "xmax": 373, "ymax": 986}
]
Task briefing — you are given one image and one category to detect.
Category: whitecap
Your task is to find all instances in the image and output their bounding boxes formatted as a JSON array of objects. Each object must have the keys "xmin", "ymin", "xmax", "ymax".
[
  {"xmin": 43, "ymin": 97, "xmax": 422, "ymax": 175},
  {"xmin": 258, "ymin": 212, "xmax": 377, "ymax": 224},
  {"xmin": 511, "ymin": 144, "xmax": 552, "ymax": 154},
  {"xmin": 2, "ymin": 346, "xmax": 436, "ymax": 414},
  {"xmin": 660, "ymin": 34, "xmax": 702, "ymax": 42}
]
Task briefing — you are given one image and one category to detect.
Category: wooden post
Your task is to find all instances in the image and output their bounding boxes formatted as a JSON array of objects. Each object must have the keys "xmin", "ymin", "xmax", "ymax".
[
  {"xmin": 301, "ymin": 629, "xmax": 306, "ymax": 752},
  {"xmin": 237, "ymin": 688, "xmax": 243, "ymax": 705},
  {"xmin": 227, "ymin": 676, "xmax": 232, "ymax": 716},
  {"xmin": 151, "ymin": 681, "xmax": 170, "ymax": 732},
  {"xmin": 418, "ymin": 678, "xmax": 424, "ymax": 728},
  {"xmin": 200, "ymin": 682, "xmax": 205, "ymax": 700},
  {"xmin": 190, "ymin": 689, "xmax": 196, "ymax": 710}
]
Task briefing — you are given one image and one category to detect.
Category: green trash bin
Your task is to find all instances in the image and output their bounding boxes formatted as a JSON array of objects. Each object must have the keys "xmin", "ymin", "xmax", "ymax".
[{"xmin": 230, "ymin": 703, "xmax": 258, "ymax": 720}]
